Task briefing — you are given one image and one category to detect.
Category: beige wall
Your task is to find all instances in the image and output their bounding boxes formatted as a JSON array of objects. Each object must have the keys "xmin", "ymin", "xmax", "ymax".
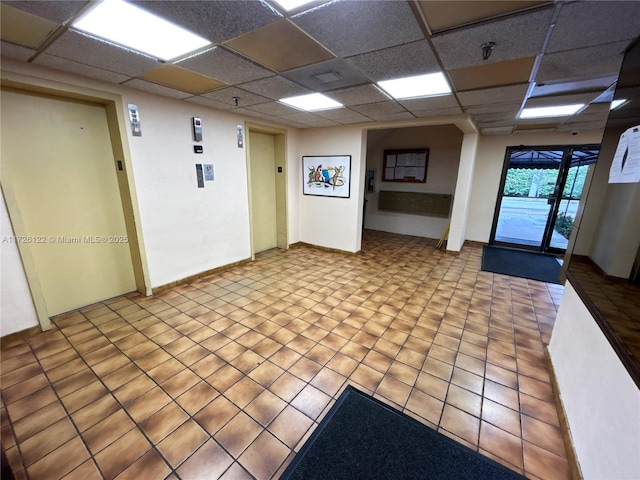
[
  {"xmin": 364, "ymin": 125, "xmax": 463, "ymax": 239},
  {"xmin": 582, "ymin": 126, "xmax": 640, "ymax": 278},
  {"xmin": 0, "ymin": 58, "xmax": 304, "ymax": 335},
  {"xmin": 298, "ymin": 125, "xmax": 366, "ymax": 253},
  {"xmin": 0, "ymin": 59, "xmax": 303, "ymax": 290},
  {"xmin": 466, "ymin": 130, "xmax": 605, "ymax": 243},
  {"xmin": 549, "ymin": 282, "xmax": 640, "ymax": 479}
]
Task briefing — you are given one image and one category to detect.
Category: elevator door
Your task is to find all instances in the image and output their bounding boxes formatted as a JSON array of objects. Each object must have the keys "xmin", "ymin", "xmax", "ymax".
[
  {"xmin": 1, "ymin": 89, "xmax": 136, "ymax": 315},
  {"xmin": 249, "ymin": 131, "xmax": 278, "ymax": 253}
]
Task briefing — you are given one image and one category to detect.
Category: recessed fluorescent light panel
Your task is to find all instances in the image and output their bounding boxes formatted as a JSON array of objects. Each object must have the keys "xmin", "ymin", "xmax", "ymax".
[
  {"xmin": 519, "ymin": 104, "xmax": 584, "ymax": 119},
  {"xmin": 610, "ymin": 99, "xmax": 627, "ymax": 110},
  {"xmin": 73, "ymin": 0, "xmax": 210, "ymax": 61},
  {"xmin": 377, "ymin": 72, "xmax": 452, "ymax": 100},
  {"xmin": 272, "ymin": 0, "xmax": 316, "ymax": 11},
  {"xmin": 280, "ymin": 93, "xmax": 343, "ymax": 111}
]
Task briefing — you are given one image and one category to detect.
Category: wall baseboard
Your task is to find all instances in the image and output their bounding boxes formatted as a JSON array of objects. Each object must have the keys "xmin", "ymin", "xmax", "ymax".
[
  {"xmin": 544, "ymin": 347, "xmax": 583, "ymax": 480},
  {"xmin": 1, "ymin": 325, "xmax": 41, "ymax": 349},
  {"xmin": 290, "ymin": 242, "xmax": 359, "ymax": 256},
  {"xmin": 151, "ymin": 258, "xmax": 252, "ymax": 295}
]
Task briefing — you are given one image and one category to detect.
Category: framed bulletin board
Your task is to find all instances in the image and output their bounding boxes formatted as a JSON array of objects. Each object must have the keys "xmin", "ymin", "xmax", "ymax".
[{"xmin": 382, "ymin": 148, "xmax": 429, "ymax": 183}]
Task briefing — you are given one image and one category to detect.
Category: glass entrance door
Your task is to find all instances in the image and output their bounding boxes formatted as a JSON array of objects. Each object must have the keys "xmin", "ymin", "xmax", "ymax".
[{"xmin": 490, "ymin": 146, "xmax": 599, "ymax": 253}]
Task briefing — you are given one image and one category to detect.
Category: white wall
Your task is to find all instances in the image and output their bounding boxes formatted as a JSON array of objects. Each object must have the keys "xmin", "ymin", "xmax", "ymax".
[
  {"xmin": 590, "ymin": 183, "xmax": 640, "ymax": 278},
  {"xmin": 585, "ymin": 125, "xmax": 640, "ymax": 278},
  {"xmin": 0, "ymin": 59, "xmax": 301, "ymax": 331},
  {"xmin": 364, "ymin": 125, "xmax": 463, "ymax": 240},
  {"xmin": 119, "ymin": 88, "xmax": 255, "ymax": 287},
  {"xmin": 448, "ymin": 132, "xmax": 479, "ymax": 251},
  {"xmin": 0, "ymin": 191, "xmax": 39, "ymax": 336},
  {"xmin": 572, "ymin": 128, "xmax": 620, "ymax": 256},
  {"xmin": 298, "ymin": 126, "xmax": 365, "ymax": 253},
  {"xmin": 549, "ymin": 282, "xmax": 640, "ymax": 479},
  {"xmin": 466, "ymin": 130, "xmax": 605, "ymax": 243}
]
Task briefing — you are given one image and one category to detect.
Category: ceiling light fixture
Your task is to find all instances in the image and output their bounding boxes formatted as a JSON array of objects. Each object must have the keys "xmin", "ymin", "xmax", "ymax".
[
  {"xmin": 73, "ymin": 0, "xmax": 211, "ymax": 61},
  {"xmin": 519, "ymin": 104, "xmax": 584, "ymax": 119},
  {"xmin": 377, "ymin": 72, "xmax": 452, "ymax": 100},
  {"xmin": 272, "ymin": 0, "xmax": 316, "ymax": 11},
  {"xmin": 481, "ymin": 42, "xmax": 496, "ymax": 61},
  {"xmin": 279, "ymin": 93, "xmax": 343, "ymax": 111},
  {"xmin": 610, "ymin": 99, "xmax": 627, "ymax": 110}
]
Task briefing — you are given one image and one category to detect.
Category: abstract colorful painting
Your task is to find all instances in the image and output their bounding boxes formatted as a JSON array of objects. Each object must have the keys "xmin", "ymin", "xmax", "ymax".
[{"xmin": 302, "ymin": 155, "xmax": 351, "ymax": 198}]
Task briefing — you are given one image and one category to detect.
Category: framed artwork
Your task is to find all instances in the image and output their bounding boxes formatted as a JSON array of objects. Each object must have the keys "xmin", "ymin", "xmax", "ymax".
[{"xmin": 303, "ymin": 155, "xmax": 351, "ymax": 198}]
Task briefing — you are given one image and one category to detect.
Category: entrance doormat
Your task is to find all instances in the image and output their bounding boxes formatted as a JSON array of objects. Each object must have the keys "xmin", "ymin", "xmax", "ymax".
[
  {"xmin": 482, "ymin": 245, "xmax": 562, "ymax": 284},
  {"xmin": 280, "ymin": 385, "xmax": 525, "ymax": 480}
]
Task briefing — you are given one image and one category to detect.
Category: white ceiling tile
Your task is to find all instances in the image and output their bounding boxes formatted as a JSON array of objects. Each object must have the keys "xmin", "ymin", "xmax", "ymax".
[
  {"xmin": 536, "ymin": 41, "xmax": 627, "ymax": 84},
  {"xmin": 350, "ymin": 101, "xmax": 406, "ymax": 116},
  {"xmin": 369, "ymin": 112, "xmax": 416, "ymax": 122},
  {"xmin": 34, "ymin": 53, "xmax": 130, "ymax": 83},
  {"xmin": 46, "ymin": 30, "xmax": 160, "ymax": 76},
  {"xmin": 183, "ymin": 96, "xmax": 235, "ymax": 110},
  {"xmin": 278, "ymin": 111, "xmax": 339, "ymax": 127},
  {"xmin": 122, "ymin": 78, "xmax": 192, "ymax": 99},
  {"xmin": 4, "ymin": 0, "xmax": 632, "ymax": 131},
  {"xmin": 238, "ymin": 76, "xmax": 311, "ymax": 100},
  {"xmin": 274, "ymin": 118, "xmax": 307, "ymax": 128},
  {"xmin": 476, "ymin": 120, "xmax": 517, "ymax": 129},
  {"xmin": 4, "ymin": 1, "xmax": 88, "ymax": 23},
  {"xmin": 481, "ymin": 126, "xmax": 515, "ymax": 135},
  {"xmin": 547, "ymin": 1, "xmax": 640, "ymax": 53},
  {"xmin": 176, "ymin": 47, "xmax": 274, "ymax": 85},
  {"xmin": 246, "ymin": 101, "xmax": 300, "ymax": 116},
  {"xmin": 314, "ymin": 107, "xmax": 369, "ymax": 121},
  {"xmin": 398, "ymin": 94, "xmax": 459, "ymax": 112},
  {"xmin": 464, "ymin": 101, "xmax": 522, "ymax": 115},
  {"xmin": 337, "ymin": 117, "xmax": 371, "ymax": 125},
  {"xmin": 412, "ymin": 106, "xmax": 464, "ymax": 118},
  {"xmin": 233, "ymin": 107, "xmax": 277, "ymax": 121},
  {"xmin": 292, "ymin": 0, "xmax": 424, "ymax": 58},
  {"xmin": 202, "ymin": 86, "xmax": 272, "ymax": 107},
  {"xmin": 1, "ymin": 41, "xmax": 34, "ymax": 61},
  {"xmin": 457, "ymin": 84, "xmax": 529, "ymax": 107},
  {"xmin": 325, "ymin": 85, "xmax": 390, "ymax": 106},
  {"xmin": 517, "ymin": 117, "xmax": 565, "ymax": 125},
  {"xmin": 431, "ymin": 8, "xmax": 553, "ymax": 70},
  {"xmin": 345, "ymin": 40, "xmax": 440, "ymax": 82},
  {"xmin": 474, "ymin": 112, "xmax": 518, "ymax": 127},
  {"xmin": 132, "ymin": 0, "xmax": 282, "ymax": 44}
]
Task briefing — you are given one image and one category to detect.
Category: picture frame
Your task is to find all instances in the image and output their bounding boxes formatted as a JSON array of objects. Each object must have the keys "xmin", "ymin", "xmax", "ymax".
[
  {"xmin": 303, "ymin": 155, "xmax": 351, "ymax": 198},
  {"xmin": 382, "ymin": 148, "xmax": 429, "ymax": 183}
]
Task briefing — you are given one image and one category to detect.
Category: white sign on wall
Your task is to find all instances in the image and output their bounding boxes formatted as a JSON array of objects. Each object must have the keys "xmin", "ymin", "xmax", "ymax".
[{"xmin": 609, "ymin": 125, "xmax": 640, "ymax": 183}]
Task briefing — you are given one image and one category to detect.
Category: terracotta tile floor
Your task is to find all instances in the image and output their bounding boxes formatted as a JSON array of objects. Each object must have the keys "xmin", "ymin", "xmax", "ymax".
[{"xmin": 1, "ymin": 231, "xmax": 571, "ymax": 480}]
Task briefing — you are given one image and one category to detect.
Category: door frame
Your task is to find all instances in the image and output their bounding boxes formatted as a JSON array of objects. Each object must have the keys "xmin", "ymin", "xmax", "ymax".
[
  {"xmin": 1, "ymin": 72, "xmax": 151, "ymax": 331},
  {"xmin": 489, "ymin": 144, "xmax": 600, "ymax": 253},
  {"xmin": 245, "ymin": 123, "xmax": 288, "ymax": 260}
]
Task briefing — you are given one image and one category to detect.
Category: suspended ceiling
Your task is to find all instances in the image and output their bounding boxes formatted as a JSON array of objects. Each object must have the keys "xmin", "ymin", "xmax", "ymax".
[{"xmin": 1, "ymin": 0, "xmax": 639, "ymax": 134}]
